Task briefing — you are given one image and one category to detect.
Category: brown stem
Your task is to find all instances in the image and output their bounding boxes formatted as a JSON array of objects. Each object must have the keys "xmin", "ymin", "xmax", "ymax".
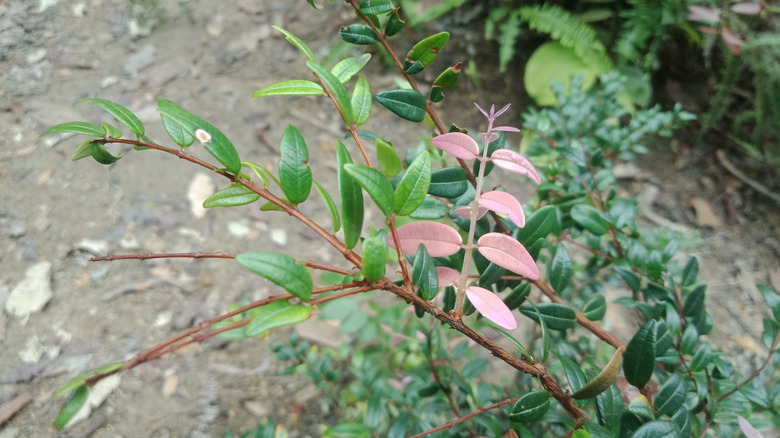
[
  {"xmin": 388, "ymin": 216, "xmax": 412, "ymax": 287},
  {"xmin": 409, "ymin": 395, "xmax": 522, "ymax": 438},
  {"xmin": 90, "ymin": 252, "xmax": 235, "ymax": 262},
  {"xmin": 717, "ymin": 326, "xmax": 780, "ymax": 403}
]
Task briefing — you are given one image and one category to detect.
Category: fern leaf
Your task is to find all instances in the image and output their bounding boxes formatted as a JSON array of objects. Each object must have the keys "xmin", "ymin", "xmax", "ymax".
[{"xmin": 498, "ymin": 11, "xmax": 522, "ymax": 72}]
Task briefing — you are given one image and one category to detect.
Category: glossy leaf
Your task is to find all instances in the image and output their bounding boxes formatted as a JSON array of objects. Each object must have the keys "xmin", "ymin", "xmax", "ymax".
[
  {"xmin": 337, "ymin": 141, "xmax": 363, "ymax": 249},
  {"xmin": 466, "ymin": 286, "xmax": 516, "ymax": 330},
  {"xmin": 426, "ymin": 168, "xmax": 466, "ymax": 200},
  {"xmin": 339, "ymin": 24, "xmax": 378, "ymax": 45},
  {"xmin": 571, "ymin": 204, "xmax": 610, "ymax": 235},
  {"xmin": 583, "ymin": 294, "xmax": 607, "ymax": 321},
  {"xmin": 324, "ymin": 422, "xmax": 372, "ymax": 437},
  {"xmin": 309, "ymin": 181, "xmax": 340, "ymax": 232},
  {"xmin": 160, "ymin": 113, "xmax": 194, "ymax": 147},
  {"xmin": 42, "ymin": 121, "xmax": 106, "ymax": 137},
  {"xmin": 558, "ymin": 353, "xmax": 588, "ymax": 393},
  {"xmin": 306, "ymin": 61, "xmax": 354, "ymax": 124},
  {"xmin": 331, "ymin": 53, "xmax": 371, "ymax": 83},
  {"xmin": 632, "ymin": 420, "xmax": 681, "ymax": 438},
  {"xmin": 376, "ymin": 138, "xmax": 402, "ymax": 178},
  {"xmin": 203, "ymin": 184, "xmax": 260, "ymax": 208},
  {"xmin": 477, "ymin": 191, "xmax": 525, "ymax": 227},
  {"xmin": 278, "ymin": 125, "xmax": 312, "ymax": 204},
  {"xmin": 375, "ymin": 89, "xmax": 426, "ymax": 122},
  {"xmin": 101, "ymin": 122, "xmax": 122, "ymax": 139},
  {"xmin": 413, "ymin": 244, "xmax": 438, "ymax": 300},
  {"xmin": 548, "ymin": 244, "xmax": 572, "ymax": 292},
  {"xmin": 527, "ymin": 299, "xmax": 551, "ymax": 362},
  {"xmin": 358, "ymin": 0, "xmax": 393, "ymax": 15},
  {"xmin": 394, "ymin": 151, "xmax": 431, "ymax": 216},
  {"xmin": 157, "ymin": 99, "xmax": 241, "ymax": 173},
  {"xmin": 344, "ymin": 163, "xmax": 394, "ymax": 216},
  {"xmin": 90, "ymin": 142, "xmax": 122, "ymax": 164},
  {"xmin": 236, "ymin": 252, "xmax": 313, "ymax": 301},
  {"xmin": 519, "ymin": 303, "xmax": 577, "ymax": 330},
  {"xmin": 689, "ymin": 343, "xmax": 711, "ymax": 372},
  {"xmin": 403, "ymin": 32, "xmax": 449, "ymax": 72},
  {"xmin": 245, "ymin": 300, "xmax": 313, "ymax": 337},
  {"xmin": 758, "ymin": 284, "xmax": 780, "ymax": 321},
  {"xmin": 350, "ymin": 76, "xmax": 372, "ymax": 125},
  {"xmin": 54, "ymin": 385, "xmax": 88, "ymax": 430},
  {"xmin": 572, "ymin": 349, "xmax": 623, "ymax": 400},
  {"xmin": 387, "ymin": 221, "xmax": 462, "ymax": 257},
  {"xmin": 515, "ymin": 206, "xmax": 561, "ymax": 246},
  {"xmin": 70, "ymin": 140, "xmax": 95, "ymax": 161},
  {"xmin": 272, "ymin": 25, "xmax": 316, "ymax": 62},
  {"xmin": 623, "ymin": 320, "xmax": 656, "ymax": 387},
  {"xmin": 477, "ymin": 233, "xmax": 540, "ymax": 279},
  {"xmin": 655, "ymin": 374, "xmax": 686, "ymax": 416},
  {"xmin": 81, "ymin": 98, "xmax": 144, "ymax": 136},
  {"xmin": 431, "ymin": 132, "xmax": 479, "ymax": 159},
  {"xmin": 384, "ymin": 9, "xmax": 404, "ymax": 36},
  {"xmin": 509, "ymin": 390, "xmax": 550, "ymax": 422},
  {"xmin": 503, "ymin": 283, "xmax": 531, "ymax": 310},
  {"xmin": 430, "ymin": 63, "xmax": 461, "ymax": 103},
  {"xmin": 681, "ymin": 256, "xmax": 699, "ymax": 287},
  {"xmin": 252, "ymin": 80, "xmax": 324, "ymax": 97},
  {"xmin": 361, "ymin": 237, "xmax": 386, "ymax": 282},
  {"xmin": 489, "ymin": 149, "xmax": 541, "ymax": 184},
  {"xmin": 436, "ymin": 266, "xmax": 459, "ymax": 287}
]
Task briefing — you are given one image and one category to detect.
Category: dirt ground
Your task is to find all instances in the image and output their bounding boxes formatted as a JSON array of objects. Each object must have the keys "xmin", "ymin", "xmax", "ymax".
[{"xmin": 0, "ymin": 1, "xmax": 778, "ymax": 437}]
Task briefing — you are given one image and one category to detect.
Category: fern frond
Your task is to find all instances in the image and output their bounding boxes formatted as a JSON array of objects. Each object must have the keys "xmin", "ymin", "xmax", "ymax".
[
  {"xmin": 515, "ymin": 4, "xmax": 613, "ymax": 73},
  {"xmin": 498, "ymin": 11, "xmax": 522, "ymax": 72}
]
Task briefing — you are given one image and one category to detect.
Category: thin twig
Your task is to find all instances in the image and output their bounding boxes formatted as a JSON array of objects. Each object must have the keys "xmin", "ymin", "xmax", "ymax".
[
  {"xmin": 717, "ymin": 326, "xmax": 780, "ymax": 402},
  {"xmin": 409, "ymin": 395, "xmax": 522, "ymax": 438},
  {"xmin": 715, "ymin": 149, "xmax": 780, "ymax": 204}
]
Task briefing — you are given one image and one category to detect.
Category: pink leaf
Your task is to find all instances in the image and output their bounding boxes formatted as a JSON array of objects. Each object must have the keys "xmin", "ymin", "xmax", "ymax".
[
  {"xmin": 479, "ymin": 132, "xmax": 499, "ymax": 144},
  {"xmin": 477, "ymin": 233, "xmax": 540, "ymax": 279},
  {"xmin": 436, "ymin": 266, "xmax": 460, "ymax": 287},
  {"xmin": 492, "ymin": 126, "xmax": 521, "ymax": 132},
  {"xmin": 687, "ymin": 5, "xmax": 720, "ymax": 22},
  {"xmin": 431, "ymin": 132, "xmax": 479, "ymax": 160},
  {"xmin": 466, "ymin": 286, "xmax": 517, "ymax": 330},
  {"xmin": 731, "ymin": 2, "xmax": 763, "ymax": 15},
  {"xmin": 387, "ymin": 221, "xmax": 462, "ymax": 257},
  {"xmin": 738, "ymin": 416, "xmax": 764, "ymax": 438},
  {"xmin": 489, "ymin": 149, "xmax": 542, "ymax": 184},
  {"xmin": 721, "ymin": 28, "xmax": 744, "ymax": 55},
  {"xmin": 453, "ymin": 205, "xmax": 488, "ymax": 220},
  {"xmin": 478, "ymin": 191, "xmax": 526, "ymax": 227},
  {"xmin": 698, "ymin": 25, "xmax": 718, "ymax": 35}
]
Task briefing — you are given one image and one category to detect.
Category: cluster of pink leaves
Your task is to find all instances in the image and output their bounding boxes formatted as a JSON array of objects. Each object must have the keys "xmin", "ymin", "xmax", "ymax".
[
  {"xmin": 687, "ymin": 3, "xmax": 765, "ymax": 56},
  {"xmin": 387, "ymin": 104, "xmax": 541, "ymax": 330}
]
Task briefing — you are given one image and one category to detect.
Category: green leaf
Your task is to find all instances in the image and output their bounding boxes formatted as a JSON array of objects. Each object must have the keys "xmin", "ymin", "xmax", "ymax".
[
  {"xmin": 101, "ymin": 122, "xmax": 123, "ymax": 139},
  {"xmin": 90, "ymin": 142, "xmax": 122, "ymax": 164},
  {"xmin": 632, "ymin": 420, "xmax": 682, "ymax": 438},
  {"xmin": 655, "ymin": 374, "xmax": 686, "ymax": 417},
  {"xmin": 403, "ymin": 32, "xmax": 449, "ymax": 72},
  {"xmin": 758, "ymin": 284, "xmax": 780, "ymax": 321},
  {"xmin": 278, "ymin": 125, "xmax": 312, "ymax": 204},
  {"xmin": 627, "ymin": 394, "xmax": 655, "ymax": 420},
  {"xmin": 623, "ymin": 320, "xmax": 656, "ymax": 387},
  {"xmin": 409, "ymin": 197, "xmax": 446, "ymax": 219},
  {"xmin": 385, "ymin": 10, "xmax": 404, "ymax": 36},
  {"xmin": 337, "ymin": 141, "xmax": 363, "ymax": 250},
  {"xmin": 430, "ymin": 63, "xmax": 461, "ymax": 103},
  {"xmin": 350, "ymin": 76, "xmax": 372, "ymax": 125},
  {"xmin": 503, "ymin": 283, "xmax": 531, "ymax": 310},
  {"xmin": 549, "ymin": 244, "xmax": 572, "ymax": 292},
  {"xmin": 509, "ymin": 390, "xmax": 550, "ymax": 422},
  {"xmin": 157, "ymin": 99, "xmax": 241, "ymax": 173},
  {"xmin": 70, "ymin": 139, "xmax": 95, "ymax": 161},
  {"xmin": 376, "ymin": 138, "xmax": 402, "ymax": 178},
  {"xmin": 681, "ymin": 256, "xmax": 699, "ymax": 287},
  {"xmin": 160, "ymin": 113, "xmax": 195, "ymax": 147},
  {"xmin": 689, "ymin": 343, "xmax": 711, "ymax": 372},
  {"xmin": 245, "ymin": 300, "xmax": 313, "ymax": 337},
  {"xmin": 331, "ymin": 53, "xmax": 371, "ymax": 83},
  {"xmin": 515, "ymin": 206, "xmax": 561, "ymax": 246},
  {"xmin": 572, "ymin": 349, "xmax": 623, "ymax": 400},
  {"xmin": 412, "ymin": 244, "xmax": 438, "ymax": 300},
  {"xmin": 519, "ymin": 302, "xmax": 576, "ymax": 331},
  {"xmin": 375, "ymin": 89, "xmax": 426, "ymax": 122},
  {"xmin": 324, "ymin": 422, "xmax": 372, "ymax": 437},
  {"xmin": 241, "ymin": 160, "xmax": 275, "ymax": 187},
  {"xmin": 361, "ymin": 237, "xmax": 386, "ymax": 282},
  {"xmin": 571, "ymin": 204, "xmax": 610, "ymax": 235},
  {"xmin": 81, "ymin": 98, "xmax": 144, "ymax": 136},
  {"xmin": 671, "ymin": 407, "xmax": 691, "ymax": 437},
  {"xmin": 236, "ymin": 252, "xmax": 313, "ymax": 301},
  {"xmin": 252, "ymin": 80, "xmax": 324, "ymax": 97},
  {"xmin": 339, "ymin": 24, "xmax": 378, "ymax": 45},
  {"xmin": 394, "ymin": 151, "xmax": 431, "ymax": 216},
  {"xmin": 461, "ymin": 358, "xmax": 489, "ymax": 378},
  {"xmin": 558, "ymin": 353, "xmax": 588, "ymax": 393},
  {"xmin": 42, "ymin": 121, "xmax": 106, "ymax": 137},
  {"xmin": 583, "ymin": 294, "xmax": 607, "ymax": 321},
  {"xmin": 428, "ymin": 167, "xmax": 468, "ymax": 198},
  {"xmin": 344, "ymin": 163, "xmax": 394, "ymax": 217},
  {"xmin": 272, "ymin": 26, "xmax": 316, "ymax": 62},
  {"xmin": 358, "ymin": 0, "xmax": 393, "ymax": 15},
  {"xmin": 527, "ymin": 299, "xmax": 550, "ymax": 362},
  {"xmin": 313, "ymin": 180, "xmax": 341, "ymax": 232},
  {"xmin": 203, "ymin": 184, "xmax": 260, "ymax": 208},
  {"xmin": 306, "ymin": 61, "xmax": 354, "ymax": 124},
  {"xmin": 54, "ymin": 385, "xmax": 88, "ymax": 430}
]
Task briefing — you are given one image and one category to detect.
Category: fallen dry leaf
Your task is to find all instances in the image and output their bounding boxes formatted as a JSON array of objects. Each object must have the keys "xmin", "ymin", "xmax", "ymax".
[{"xmin": 689, "ymin": 196, "xmax": 723, "ymax": 229}]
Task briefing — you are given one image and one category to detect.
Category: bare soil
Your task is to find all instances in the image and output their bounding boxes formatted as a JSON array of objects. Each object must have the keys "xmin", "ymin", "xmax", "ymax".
[{"xmin": 0, "ymin": 1, "xmax": 778, "ymax": 437}]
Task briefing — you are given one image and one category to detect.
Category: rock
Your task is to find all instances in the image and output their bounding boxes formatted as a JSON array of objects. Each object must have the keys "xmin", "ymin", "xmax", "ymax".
[
  {"xmin": 75, "ymin": 238, "xmax": 109, "ymax": 256},
  {"xmin": 5, "ymin": 261, "xmax": 52, "ymax": 321},
  {"xmin": 227, "ymin": 220, "xmax": 250, "ymax": 238},
  {"xmin": 187, "ymin": 173, "xmax": 214, "ymax": 219},
  {"xmin": 270, "ymin": 228, "xmax": 287, "ymax": 246},
  {"xmin": 123, "ymin": 44, "xmax": 156, "ymax": 76},
  {"xmin": 0, "ymin": 210, "xmax": 27, "ymax": 237}
]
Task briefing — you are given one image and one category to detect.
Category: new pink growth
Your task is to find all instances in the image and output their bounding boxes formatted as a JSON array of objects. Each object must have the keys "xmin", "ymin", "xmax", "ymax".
[
  {"xmin": 388, "ymin": 221, "xmax": 462, "ymax": 257},
  {"xmin": 477, "ymin": 233, "xmax": 540, "ymax": 279},
  {"xmin": 466, "ymin": 286, "xmax": 517, "ymax": 330},
  {"xmin": 431, "ymin": 132, "xmax": 479, "ymax": 160},
  {"xmin": 436, "ymin": 266, "xmax": 460, "ymax": 287},
  {"xmin": 453, "ymin": 205, "xmax": 488, "ymax": 220},
  {"xmin": 478, "ymin": 191, "xmax": 525, "ymax": 228},
  {"xmin": 489, "ymin": 149, "xmax": 542, "ymax": 185}
]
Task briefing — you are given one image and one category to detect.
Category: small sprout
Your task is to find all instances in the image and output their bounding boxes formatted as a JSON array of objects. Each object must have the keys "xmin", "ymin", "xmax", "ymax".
[{"xmin": 195, "ymin": 128, "xmax": 212, "ymax": 144}]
